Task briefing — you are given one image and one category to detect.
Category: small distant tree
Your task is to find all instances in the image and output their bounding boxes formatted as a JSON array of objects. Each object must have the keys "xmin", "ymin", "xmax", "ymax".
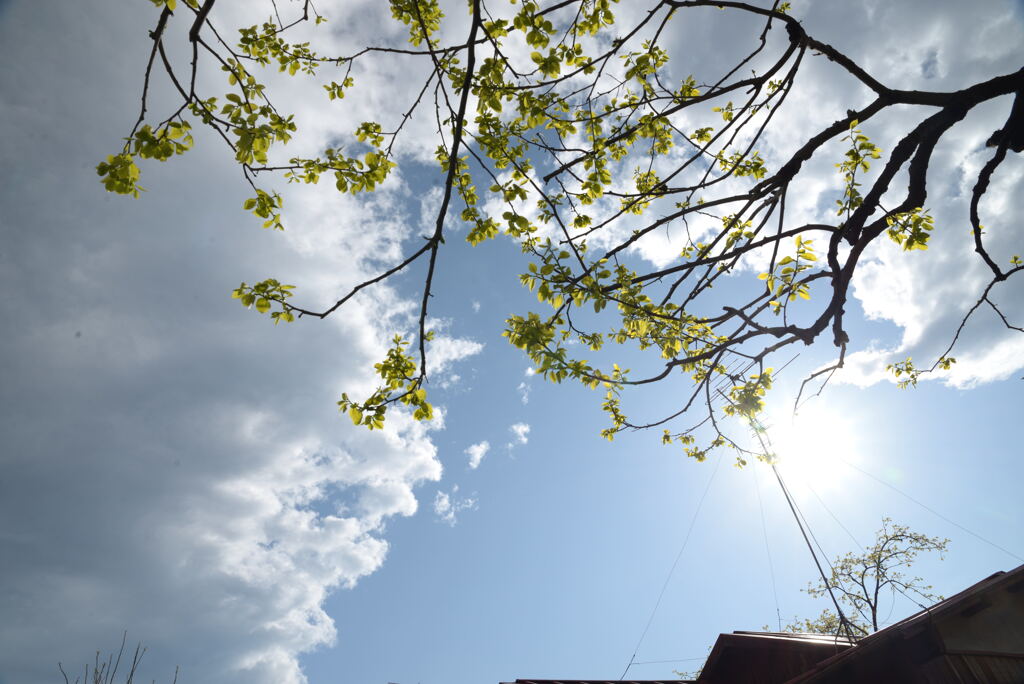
[{"xmin": 778, "ymin": 518, "xmax": 949, "ymax": 637}]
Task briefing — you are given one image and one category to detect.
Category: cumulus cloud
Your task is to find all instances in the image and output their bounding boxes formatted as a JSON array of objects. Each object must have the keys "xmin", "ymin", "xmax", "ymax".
[
  {"xmin": 837, "ymin": 127, "xmax": 1024, "ymax": 388},
  {"xmin": 465, "ymin": 441, "xmax": 491, "ymax": 469},
  {"xmin": 786, "ymin": 2, "xmax": 1024, "ymax": 388},
  {"xmin": 635, "ymin": 0, "xmax": 1024, "ymax": 392},
  {"xmin": 0, "ymin": 2, "xmax": 482, "ymax": 683},
  {"xmin": 426, "ymin": 335, "xmax": 485, "ymax": 375},
  {"xmin": 509, "ymin": 422, "xmax": 531, "ymax": 446},
  {"xmin": 516, "ymin": 367, "xmax": 536, "ymax": 404},
  {"xmin": 3, "ymin": 1, "xmax": 1022, "ymax": 683},
  {"xmin": 432, "ymin": 485, "xmax": 478, "ymax": 526}
]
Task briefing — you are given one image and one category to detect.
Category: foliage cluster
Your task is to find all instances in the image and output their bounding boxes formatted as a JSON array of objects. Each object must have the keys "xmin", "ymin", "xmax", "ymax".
[{"xmin": 105, "ymin": 0, "xmax": 1024, "ymax": 458}]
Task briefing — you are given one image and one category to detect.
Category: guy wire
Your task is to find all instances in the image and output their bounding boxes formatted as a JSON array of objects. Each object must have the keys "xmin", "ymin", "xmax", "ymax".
[
  {"xmin": 619, "ymin": 450, "xmax": 723, "ymax": 680},
  {"xmin": 750, "ymin": 418, "xmax": 859, "ymax": 641}
]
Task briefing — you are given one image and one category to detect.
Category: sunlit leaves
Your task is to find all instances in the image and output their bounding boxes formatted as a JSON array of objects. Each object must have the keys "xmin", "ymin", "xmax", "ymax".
[
  {"xmin": 97, "ymin": 121, "xmax": 194, "ymax": 196},
  {"xmin": 676, "ymin": 75, "xmax": 701, "ymax": 101},
  {"xmin": 712, "ymin": 101, "xmax": 736, "ymax": 122},
  {"xmin": 134, "ymin": 122, "xmax": 194, "ymax": 161},
  {"xmin": 886, "ymin": 207, "xmax": 935, "ymax": 251},
  {"xmin": 758, "ymin": 236, "xmax": 817, "ymax": 310},
  {"xmin": 337, "ymin": 335, "xmax": 434, "ymax": 430},
  {"xmin": 96, "ymin": 153, "xmax": 143, "ymax": 197},
  {"xmin": 110, "ymin": 0, "xmax": 1016, "ymax": 455},
  {"xmin": 836, "ymin": 120, "xmax": 882, "ymax": 219},
  {"xmin": 238, "ymin": 21, "xmax": 321, "ymax": 75},
  {"xmin": 390, "ymin": 0, "xmax": 444, "ymax": 46},
  {"xmin": 243, "ymin": 189, "xmax": 285, "ymax": 230},
  {"xmin": 232, "ymin": 278, "xmax": 296, "ymax": 323},
  {"xmin": 691, "ymin": 126, "xmax": 714, "ymax": 143},
  {"xmin": 513, "ymin": 1, "xmax": 555, "ymax": 47},
  {"xmin": 148, "ymin": 0, "xmax": 200, "ymax": 10},
  {"xmin": 530, "ymin": 49, "xmax": 562, "ymax": 78},
  {"xmin": 887, "ymin": 355, "xmax": 956, "ymax": 388},
  {"xmin": 324, "ymin": 77, "xmax": 355, "ymax": 100},
  {"xmin": 723, "ymin": 370, "xmax": 773, "ymax": 418},
  {"xmin": 717, "ymin": 150, "xmax": 767, "ymax": 179},
  {"xmin": 622, "ymin": 41, "xmax": 670, "ymax": 92}
]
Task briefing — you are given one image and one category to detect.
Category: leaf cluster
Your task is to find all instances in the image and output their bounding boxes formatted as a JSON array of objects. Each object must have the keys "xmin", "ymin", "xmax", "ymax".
[{"xmin": 105, "ymin": 0, "xmax": 1024, "ymax": 456}]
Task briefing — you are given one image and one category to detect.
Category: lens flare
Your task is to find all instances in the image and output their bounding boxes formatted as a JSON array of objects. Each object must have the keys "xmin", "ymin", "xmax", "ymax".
[{"xmin": 765, "ymin": 403, "xmax": 858, "ymax": 489}]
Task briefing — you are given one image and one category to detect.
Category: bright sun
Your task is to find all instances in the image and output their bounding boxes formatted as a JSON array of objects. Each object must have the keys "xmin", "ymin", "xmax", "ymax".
[{"xmin": 764, "ymin": 403, "xmax": 859, "ymax": 490}]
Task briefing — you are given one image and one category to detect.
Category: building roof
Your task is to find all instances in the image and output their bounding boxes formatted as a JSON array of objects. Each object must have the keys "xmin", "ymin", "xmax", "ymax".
[
  {"xmin": 783, "ymin": 562, "xmax": 1024, "ymax": 683},
  {"xmin": 500, "ymin": 564, "xmax": 1024, "ymax": 684},
  {"xmin": 500, "ymin": 680, "xmax": 692, "ymax": 684},
  {"xmin": 694, "ymin": 631, "xmax": 854, "ymax": 684}
]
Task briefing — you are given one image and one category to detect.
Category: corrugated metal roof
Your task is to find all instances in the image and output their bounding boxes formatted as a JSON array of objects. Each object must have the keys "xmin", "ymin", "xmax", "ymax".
[{"xmin": 937, "ymin": 653, "xmax": 1024, "ymax": 683}]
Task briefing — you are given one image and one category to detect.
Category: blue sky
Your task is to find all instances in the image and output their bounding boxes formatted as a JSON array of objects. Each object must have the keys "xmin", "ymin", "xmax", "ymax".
[{"xmin": 1, "ymin": 1, "xmax": 1022, "ymax": 683}]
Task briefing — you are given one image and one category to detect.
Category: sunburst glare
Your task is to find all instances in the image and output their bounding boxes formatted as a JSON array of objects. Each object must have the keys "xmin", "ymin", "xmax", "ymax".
[{"xmin": 762, "ymin": 403, "xmax": 860, "ymax": 489}]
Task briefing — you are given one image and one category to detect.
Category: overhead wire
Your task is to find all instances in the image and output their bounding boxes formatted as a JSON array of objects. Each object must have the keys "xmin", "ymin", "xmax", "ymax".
[
  {"xmin": 785, "ymin": 473, "xmax": 837, "ymax": 575},
  {"xmin": 835, "ymin": 455, "xmax": 1024, "ymax": 563},
  {"xmin": 752, "ymin": 464, "xmax": 783, "ymax": 631},
  {"xmin": 749, "ymin": 418, "xmax": 859, "ymax": 640},
  {"xmin": 618, "ymin": 450, "xmax": 724, "ymax": 681},
  {"xmin": 722, "ymin": 367, "xmax": 1019, "ymax": 644},
  {"xmin": 779, "ymin": 448, "xmax": 1010, "ymax": 621},
  {"xmin": 769, "ymin": 462, "xmax": 859, "ymax": 640},
  {"xmin": 631, "ymin": 657, "xmax": 708, "ymax": 665},
  {"xmin": 615, "ymin": 351, "xmax": 1020, "ymax": 664},
  {"xmin": 800, "ymin": 476, "xmax": 863, "ymax": 551},
  {"xmin": 771, "ymin": 436, "xmax": 936, "ymax": 622},
  {"xmin": 789, "ymin": 465, "xmax": 929, "ymax": 622}
]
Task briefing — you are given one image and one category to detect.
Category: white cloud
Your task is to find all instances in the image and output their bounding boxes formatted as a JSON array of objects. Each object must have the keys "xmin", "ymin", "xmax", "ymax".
[
  {"xmin": 471, "ymin": 300, "xmax": 481, "ymax": 313},
  {"xmin": 465, "ymin": 441, "xmax": 491, "ymax": 469},
  {"xmin": 0, "ymin": 2, "xmax": 483, "ymax": 683},
  {"xmin": 509, "ymin": 422, "xmax": 531, "ymax": 446},
  {"xmin": 432, "ymin": 485, "xmax": 478, "ymax": 526},
  {"xmin": 517, "ymin": 367, "xmax": 535, "ymax": 404},
  {"xmin": 616, "ymin": 0, "xmax": 1024, "ymax": 393},
  {"xmin": 2, "ymin": 1, "xmax": 1022, "ymax": 683},
  {"xmin": 837, "ymin": 142, "xmax": 1024, "ymax": 388},
  {"xmin": 419, "ymin": 186, "xmax": 444, "ymax": 233},
  {"xmin": 439, "ymin": 373, "xmax": 462, "ymax": 390},
  {"xmin": 783, "ymin": 1, "xmax": 1024, "ymax": 389},
  {"xmin": 426, "ymin": 335, "xmax": 485, "ymax": 375}
]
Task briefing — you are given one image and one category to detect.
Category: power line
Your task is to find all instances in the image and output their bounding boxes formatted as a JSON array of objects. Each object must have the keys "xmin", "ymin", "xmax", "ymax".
[
  {"xmin": 753, "ymin": 464, "xmax": 782, "ymax": 631},
  {"xmin": 729, "ymin": 401, "xmax": 858, "ymax": 639},
  {"xmin": 619, "ymin": 451, "xmax": 723, "ymax": 681},
  {"xmin": 631, "ymin": 657, "xmax": 707, "ymax": 665},
  {"xmin": 749, "ymin": 417, "xmax": 860, "ymax": 643},
  {"xmin": 786, "ymin": 467, "xmax": 930, "ymax": 618},
  {"xmin": 786, "ymin": 474, "xmax": 836, "ymax": 576},
  {"xmin": 836, "ymin": 456, "xmax": 1024, "ymax": 563},
  {"xmin": 800, "ymin": 475, "xmax": 863, "ymax": 551},
  {"xmin": 769, "ymin": 462, "xmax": 858, "ymax": 640}
]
